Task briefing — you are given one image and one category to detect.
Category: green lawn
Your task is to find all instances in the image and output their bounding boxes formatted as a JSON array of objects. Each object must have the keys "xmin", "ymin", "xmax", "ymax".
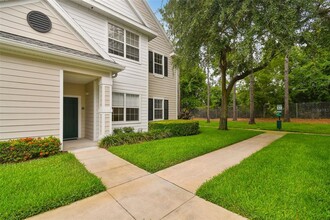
[
  {"xmin": 0, "ymin": 154, "xmax": 105, "ymax": 220},
  {"xmin": 199, "ymin": 120, "xmax": 330, "ymax": 134},
  {"xmin": 197, "ymin": 134, "xmax": 330, "ymax": 219},
  {"xmin": 109, "ymin": 127, "xmax": 262, "ymax": 172}
]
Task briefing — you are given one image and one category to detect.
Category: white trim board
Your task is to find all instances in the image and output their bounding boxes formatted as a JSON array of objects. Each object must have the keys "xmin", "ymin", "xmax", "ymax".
[{"xmin": 59, "ymin": 70, "xmax": 64, "ymax": 150}]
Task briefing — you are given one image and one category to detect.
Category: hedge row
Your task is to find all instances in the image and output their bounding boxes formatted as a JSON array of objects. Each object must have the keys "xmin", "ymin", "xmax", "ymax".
[
  {"xmin": 0, "ymin": 136, "xmax": 61, "ymax": 164},
  {"xmin": 149, "ymin": 120, "xmax": 200, "ymax": 136},
  {"xmin": 99, "ymin": 130, "xmax": 172, "ymax": 148}
]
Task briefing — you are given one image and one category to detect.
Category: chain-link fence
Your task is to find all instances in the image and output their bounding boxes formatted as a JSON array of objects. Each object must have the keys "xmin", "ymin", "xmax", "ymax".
[{"xmin": 192, "ymin": 102, "xmax": 330, "ymax": 119}]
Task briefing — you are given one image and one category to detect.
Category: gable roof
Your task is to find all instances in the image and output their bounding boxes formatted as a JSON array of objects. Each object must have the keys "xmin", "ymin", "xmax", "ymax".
[
  {"xmin": 46, "ymin": 0, "xmax": 117, "ymax": 61},
  {"xmin": 73, "ymin": 0, "xmax": 157, "ymax": 40}
]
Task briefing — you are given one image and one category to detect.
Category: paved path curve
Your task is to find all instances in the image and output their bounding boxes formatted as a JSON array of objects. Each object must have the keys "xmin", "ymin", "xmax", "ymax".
[{"xmin": 29, "ymin": 132, "xmax": 284, "ymax": 220}]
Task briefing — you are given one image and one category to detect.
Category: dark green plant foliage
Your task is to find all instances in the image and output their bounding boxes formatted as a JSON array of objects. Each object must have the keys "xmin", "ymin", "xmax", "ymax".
[
  {"xmin": 113, "ymin": 127, "xmax": 135, "ymax": 135},
  {"xmin": 122, "ymin": 127, "xmax": 134, "ymax": 134},
  {"xmin": 149, "ymin": 120, "xmax": 200, "ymax": 136},
  {"xmin": 113, "ymin": 128, "xmax": 124, "ymax": 135},
  {"xmin": 99, "ymin": 130, "xmax": 172, "ymax": 148},
  {"xmin": 0, "ymin": 136, "xmax": 61, "ymax": 164}
]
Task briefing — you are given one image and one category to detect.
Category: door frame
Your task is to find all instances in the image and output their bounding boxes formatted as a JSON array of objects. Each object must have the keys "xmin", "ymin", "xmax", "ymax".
[{"xmin": 63, "ymin": 95, "xmax": 82, "ymax": 139}]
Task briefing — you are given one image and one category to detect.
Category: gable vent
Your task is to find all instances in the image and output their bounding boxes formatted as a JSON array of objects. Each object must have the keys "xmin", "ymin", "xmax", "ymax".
[{"xmin": 27, "ymin": 11, "xmax": 52, "ymax": 33}]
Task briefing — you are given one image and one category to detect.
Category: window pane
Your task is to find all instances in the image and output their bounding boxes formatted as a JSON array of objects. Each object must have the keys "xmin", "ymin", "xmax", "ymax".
[
  {"xmin": 113, "ymin": 93, "xmax": 124, "ymax": 107},
  {"xmin": 155, "ymin": 99, "xmax": 163, "ymax": 109},
  {"xmin": 154, "ymin": 109, "xmax": 163, "ymax": 119},
  {"xmin": 109, "ymin": 23, "xmax": 124, "ymax": 42},
  {"xmin": 126, "ymin": 31, "xmax": 139, "ymax": 48},
  {"xmin": 126, "ymin": 94, "xmax": 139, "ymax": 108},
  {"xmin": 112, "ymin": 107, "xmax": 124, "ymax": 121},
  {"xmin": 126, "ymin": 45, "xmax": 139, "ymax": 61},
  {"xmin": 126, "ymin": 108, "xmax": 139, "ymax": 121},
  {"xmin": 109, "ymin": 39, "xmax": 124, "ymax": 57},
  {"xmin": 154, "ymin": 63, "xmax": 163, "ymax": 75},
  {"xmin": 154, "ymin": 53, "xmax": 163, "ymax": 64},
  {"xmin": 154, "ymin": 53, "xmax": 163, "ymax": 75}
]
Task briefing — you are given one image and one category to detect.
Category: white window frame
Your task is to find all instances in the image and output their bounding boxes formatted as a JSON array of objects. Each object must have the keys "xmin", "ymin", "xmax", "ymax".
[
  {"xmin": 153, "ymin": 98, "xmax": 164, "ymax": 121},
  {"xmin": 108, "ymin": 22, "xmax": 141, "ymax": 63},
  {"xmin": 112, "ymin": 92, "xmax": 125, "ymax": 122},
  {"xmin": 112, "ymin": 92, "xmax": 141, "ymax": 124},
  {"xmin": 150, "ymin": 51, "xmax": 167, "ymax": 78}
]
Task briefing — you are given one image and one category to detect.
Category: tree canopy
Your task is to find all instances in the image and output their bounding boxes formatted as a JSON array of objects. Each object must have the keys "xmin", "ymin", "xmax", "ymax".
[{"xmin": 162, "ymin": 0, "xmax": 327, "ymax": 129}]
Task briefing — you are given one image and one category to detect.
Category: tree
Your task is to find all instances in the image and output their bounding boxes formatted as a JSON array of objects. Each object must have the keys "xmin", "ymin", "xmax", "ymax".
[
  {"xmin": 284, "ymin": 53, "xmax": 290, "ymax": 122},
  {"xmin": 162, "ymin": 0, "xmax": 319, "ymax": 129},
  {"xmin": 179, "ymin": 62, "xmax": 207, "ymax": 119},
  {"xmin": 249, "ymin": 73, "xmax": 256, "ymax": 124},
  {"xmin": 232, "ymin": 75, "xmax": 237, "ymax": 121}
]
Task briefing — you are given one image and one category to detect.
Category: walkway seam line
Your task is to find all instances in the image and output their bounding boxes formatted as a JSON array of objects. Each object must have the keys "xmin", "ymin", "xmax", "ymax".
[
  {"xmin": 159, "ymin": 196, "xmax": 196, "ymax": 220},
  {"xmin": 106, "ymin": 191, "xmax": 137, "ymax": 220}
]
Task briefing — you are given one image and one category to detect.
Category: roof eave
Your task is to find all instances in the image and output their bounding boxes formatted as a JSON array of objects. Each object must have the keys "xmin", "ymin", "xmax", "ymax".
[
  {"xmin": 0, "ymin": 37, "xmax": 125, "ymax": 73},
  {"xmin": 76, "ymin": 0, "xmax": 157, "ymax": 40}
]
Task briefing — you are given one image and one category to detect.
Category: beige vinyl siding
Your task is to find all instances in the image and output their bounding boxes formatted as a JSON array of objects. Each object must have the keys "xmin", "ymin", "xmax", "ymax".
[
  {"xmin": 0, "ymin": 55, "xmax": 60, "ymax": 140},
  {"xmin": 85, "ymin": 81, "xmax": 94, "ymax": 140},
  {"xmin": 58, "ymin": 0, "xmax": 107, "ymax": 51},
  {"xmin": 95, "ymin": 0, "xmax": 142, "ymax": 24},
  {"xmin": 133, "ymin": 0, "xmax": 177, "ymax": 119},
  {"xmin": 64, "ymin": 83, "xmax": 85, "ymax": 138},
  {"xmin": 0, "ymin": 1, "xmax": 96, "ymax": 54},
  {"xmin": 112, "ymin": 33, "xmax": 149, "ymax": 132}
]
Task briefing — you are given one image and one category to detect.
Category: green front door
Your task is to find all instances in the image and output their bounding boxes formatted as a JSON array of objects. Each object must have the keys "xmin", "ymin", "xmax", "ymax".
[{"xmin": 63, "ymin": 97, "xmax": 78, "ymax": 140}]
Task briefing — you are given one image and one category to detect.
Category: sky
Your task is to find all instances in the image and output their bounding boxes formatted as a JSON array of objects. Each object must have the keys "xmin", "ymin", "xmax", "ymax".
[{"xmin": 146, "ymin": 0, "xmax": 168, "ymax": 20}]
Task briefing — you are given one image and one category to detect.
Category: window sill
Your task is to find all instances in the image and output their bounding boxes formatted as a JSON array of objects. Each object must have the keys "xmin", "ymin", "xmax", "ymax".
[
  {"xmin": 152, "ymin": 73, "xmax": 164, "ymax": 79},
  {"xmin": 112, "ymin": 121, "xmax": 142, "ymax": 125},
  {"xmin": 108, "ymin": 53, "xmax": 141, "ymax": 65}
]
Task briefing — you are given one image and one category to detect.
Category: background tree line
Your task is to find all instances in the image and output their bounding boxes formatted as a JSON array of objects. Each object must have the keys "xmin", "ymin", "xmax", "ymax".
[{"xmin": 161, "ymin": 0, "xmax": 329, "ymax": 129}]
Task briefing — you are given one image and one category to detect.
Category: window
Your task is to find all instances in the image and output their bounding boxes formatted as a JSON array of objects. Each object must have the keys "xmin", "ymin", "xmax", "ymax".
[
  {"xmin": 112, "ymin": 93, "xmax": 140, "ymax": 122},
  {"xmin": 112, "ymin": 93, "xmax": 124, "ymax": 121},
  {"xmin": 148, "ymin": 98, "xmax": 169, "ymax": 121},
  {"xmin": 148, "ymin": 51, "xmax": 169, "ymax": 77},
  {"xmin": 108, "ymin": 23, "xmax": 124, "ymax": 57},
  {"xmin": 126, "ymin": 94, "xmax": 139, "ymax": 121},
  {"xmin": 108, "ymin": 23, "xmax": 139, "ymax": 61},
  {"xmin": 154, "ymin": 99, "xmax": 163, "ymax": 120},
  {"xmin": 154, "ymin": 53, "xmax": 163, "ymax": 75},
  {"xmin": 126, "ymin": 31, "xmax": 139, "ymax": 61}
]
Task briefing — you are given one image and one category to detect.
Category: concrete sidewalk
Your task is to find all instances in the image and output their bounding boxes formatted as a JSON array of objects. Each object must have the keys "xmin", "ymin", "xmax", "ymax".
[
  {"xmin": 156, "ymin": 132, "xmax": 285, "ymax": 193},
  {"xmin": 29, "ymin": 132, "xmax": 284, "ymax": 220}
]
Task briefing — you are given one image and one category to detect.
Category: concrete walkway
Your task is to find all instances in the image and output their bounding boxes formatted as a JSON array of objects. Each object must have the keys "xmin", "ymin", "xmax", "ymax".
[
  {"xmin": 156, "ymin": 132, "xmax": 285, "ymax": 193},
  {"xmin": 29, "ymin": 132, "xmax": 284, "ymax": 220}
]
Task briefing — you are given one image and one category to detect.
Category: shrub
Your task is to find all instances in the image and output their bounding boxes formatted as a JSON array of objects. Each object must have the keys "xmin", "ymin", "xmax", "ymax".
[
  {"xmin": 113, "ymin": 127, "xmax": 135, "ymax": 135},
  {"xmin": 113, "ymin": 128, "xmax": 124, "ymax": 135},
  {"xmin": 149, "ymin": 120, "xmax": 200, "ymax": 136},
  {"xmin": 123, "ymin": 127, "xmax": 134, "ymax": 133},
  {"xmin": 99, "ymin": 130, "xmax": 172, "ymax": 148},
  {"xmin": 0, "ymin": 136, "xmax": 61, "ymax": 164}
]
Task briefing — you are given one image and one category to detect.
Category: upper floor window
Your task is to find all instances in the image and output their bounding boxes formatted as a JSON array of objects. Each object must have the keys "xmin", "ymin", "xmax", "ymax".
[
  {"xmin": 108, "ymin": 23, "xmax": 139, "ymax": 61},
  {"xmin": 148, "ymin": 51, "xmax": 168, "ymax": 77},
  {"xmin": 154, "ymin": 53, "xmax": 163, "ymax": 75}
]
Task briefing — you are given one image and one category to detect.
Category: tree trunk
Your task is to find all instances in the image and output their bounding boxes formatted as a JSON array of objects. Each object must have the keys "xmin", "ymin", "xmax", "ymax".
[
  {"xmin": 232, "ymin": 76, "xmax": 237, "ymax": 121},
  {"xmin": 219, "ymin": 53, "xmax": 228, "ymax": 130},
  {"xmin": 249, "ymin": 73, "xmax": 256, "ymax": 124},
  {"xmin": 206, "ymin": 66, "xmax": 210, "ymax": 123},
  {"xmin": 284, "ymin": 52, "xmax": 290, "ymax": 122}
]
